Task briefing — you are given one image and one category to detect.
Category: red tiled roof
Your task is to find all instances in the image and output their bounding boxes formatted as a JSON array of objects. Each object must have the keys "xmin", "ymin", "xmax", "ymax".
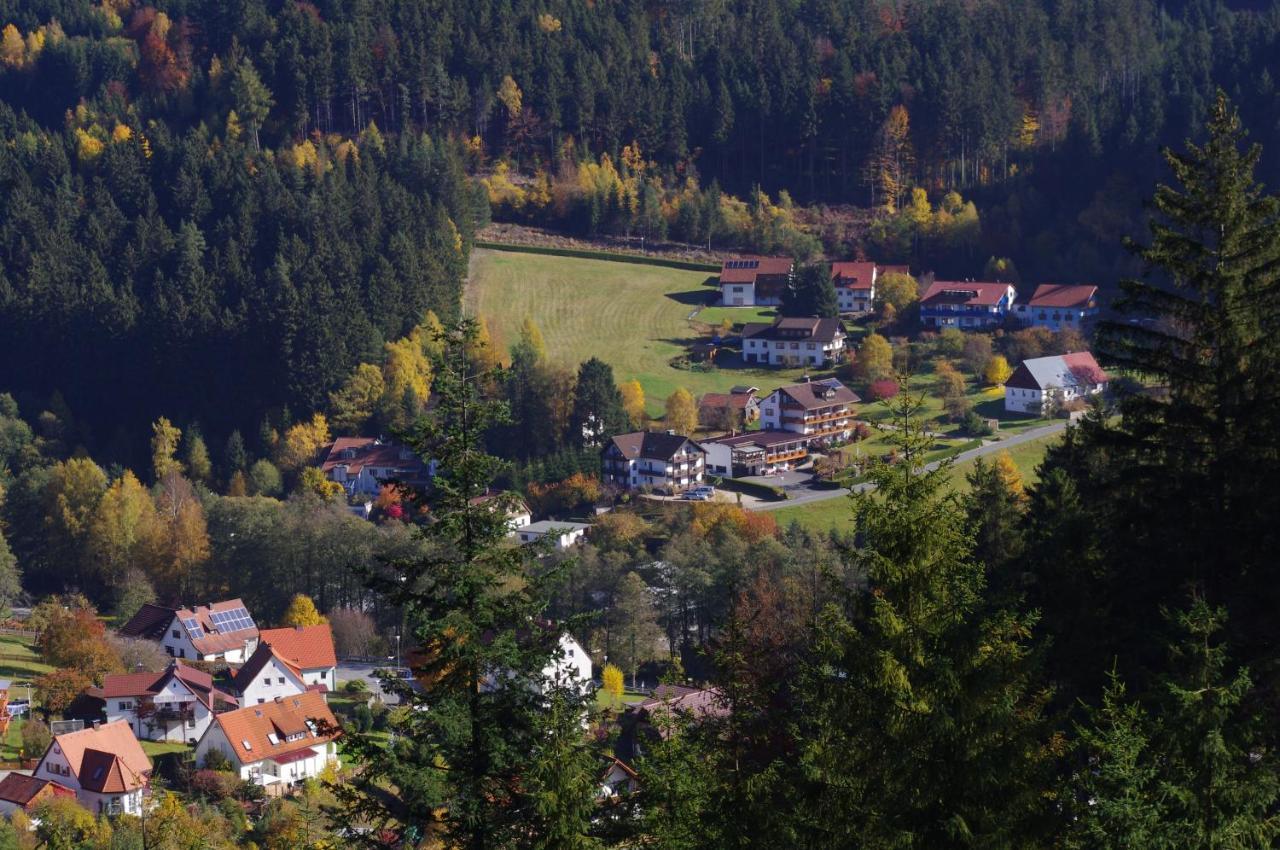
[
  {"xmin": 167, "ymin": 599, "xmax": 259, "ymax": 656},
  {"xmin": 831, "ymin": 261, "xmax": 877, "ymax": 291},
  {"xmin": 319, "ymin": 438, "xmax": 429, "ymax": 480},
  {"xmin": 719, "ymin": 256, "xmax": 793, "ymax": 284},
  {"xmin": 921, "ymin": 281, "xmax": 1014, "ymax": 307},
  {"xmin": 0, "ymin": 774, "xmax": 73, "ymax": 808},
  {"xmin": 259, "ymin": 625, "xmax": 337, "ymax": 671},
  {"xmin": 1025, "ymin": 283, "xmax": 1097, "ymax": 309},
  {"xmin": 210, "ymin": 692, "xmax": 339, "ymax": 766},
  {"xmin": 699, "ymin": 391, "xmax": 755, "ymax": 412},
  {"xmin": 88, "ymin": 662, "xmax": 235, "ymax": 711},
  {"xmin": 79, "ymin": 749, "xmax": 132, "ymax": 793},
  {"xmin": 43, "ymin": 721, "xmax": 151, "ymax": 793}
]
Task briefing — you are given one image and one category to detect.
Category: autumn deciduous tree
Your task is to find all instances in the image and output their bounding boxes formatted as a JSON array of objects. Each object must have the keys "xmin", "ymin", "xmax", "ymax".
[
  {"xmin": 151, "ymin": 417, "xmax": 183, "ymax": 481},
  {"xmin": 602, "ymin": 663, "xmax": 625, "ymax": 704},
  {"xmin": 857, "ymin": 333, "xmax": 894, "ymax": 383},
  {"xmin": 329, "ymin": 607, "xmax": 382, "ymax": 657},
  {"xmin": 985, "ymin": 354, "xmax": 1013, "ymax": 385},
  {"xmin": 867, "ymin": 105, "xmax": 914, "ymax": 211},
  {"xmin": 329, "ymin": 363, "xmax": 386, "ymax": 435},
  {"xmin": 620, "ymin": 379, "xmax": 647, "ymax": 429},
  {"xmin": 276, "ymin": 413, "xmax": 331, "ymax": 474},
  {"xmin": 153, "ymin": 472, "xmax": 211, "ymax": 597},
  {"xmin": 874, "ymin": 272, "xmax": 919, "ymax": 315},
  {"xmin": 88, "ymin": 470, "xmax": 165, "ymax": 588},
  {"xmin": 281, "ymin": 593, "xmax": 327, "ymax": 627},
  {"xmin": 665, "ymin": 388, "xmax": 698, "ymax": 435}
]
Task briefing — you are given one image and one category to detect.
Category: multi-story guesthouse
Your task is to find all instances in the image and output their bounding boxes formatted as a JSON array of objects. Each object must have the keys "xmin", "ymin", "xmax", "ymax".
[
  {"xmin": 317, "ymin": 437, "xmax": 433, "ymax": 497},
  {"xmin": 700, "ymin": 430, "xmax": 812, "ymax": 477},
  {"xmin": 118, "ymin": 599, "xmax": 260, "ymax": 663},
  {"xmin": 758, "ymin": 379, "xmax": 861, "ymax": 445},
  {"xmin": 919, "ymin": 281, "xmax": 1018, "ymax": 329},
  {"xmin": 1004, "ymin": 352, "xmax": 1108, "ymax": 414},
  {"xmin": 830, "ymin": 261, "xmax": 910, "ymax": 314},
  {"xmin": 32, "ymin": 721, "xmax": 152, "ymax": 816},
  {"xmin": 1014, "ymin": 284, "xmax": 1099, "ymax": 331},
  {"xmin": 602, "ymin": 431, "xmax": 706, "ymax": 494},
  {"xmin": 740, "ymin": 317, "xmax": 848, "ymax": 367},
  {"xmin": 194, "ymin": 692, "xmax": 340, "ymax": 792},
  {"xmin": 717, "ymin": 256, "xmax": 794, "ymax": 307},
  {"xmin": 73, "ymin": 661, "xmax": 238, "ymax": 744}
]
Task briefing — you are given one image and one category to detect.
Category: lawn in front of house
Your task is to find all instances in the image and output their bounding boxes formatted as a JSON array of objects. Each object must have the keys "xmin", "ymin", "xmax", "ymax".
[
  {"xmin": 594, "ymin": 686, "xmax": 649, "ymax": 713},
  {"xmin": 0, "ymin": 634, "xmax": 52, "ymax": 682},
  {"xmin": 943, "ymin": 433, "xmax": 1061, "ymax": 494},
  {"xmin": 465, "ymin": 249, "xmax": 819, "ymax": 416},
  {"xmin": 140, "ymin": 740, "xmax": 192, "ymax": 759}
]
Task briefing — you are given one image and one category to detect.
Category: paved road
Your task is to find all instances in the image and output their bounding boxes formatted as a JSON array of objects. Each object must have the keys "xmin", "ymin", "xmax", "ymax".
[
  {"xmin": 337, "ymin": 660, "xmax": 407, "ymax": 703},
  {"xmin": 750, "ymin": 421, "xmax": 1069, "ymax": 511}
]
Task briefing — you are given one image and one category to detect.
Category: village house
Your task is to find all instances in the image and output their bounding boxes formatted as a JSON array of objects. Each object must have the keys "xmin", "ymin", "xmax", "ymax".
[
  {"xmin": 601, "ymin": 431, "xmax": 707, "ymax": 494},
  {"xmin": 469, "ymin": 492, "xmax": 533, "ymax": 534},
  {"xmin": 919, "ymin": 281, "xmax": 1018, "ymax": 329},
  {"xmin": 830, "ymin": 261, "xmax": 910, "ymax": 314},
  {"xmin": 0, "ymin": 773, "xmax": 75, "ymax": 817},
  {"xmin": 256, "ymin": 625, "xmax": 339, "ymax": 692},
  {"xmin": 701, "ymin": 430, "xmax": 811, "ymax": 476},
  {"xmin": 32, "ymin": 721, "xmax": 152, "ymax": 816},
  {"xmin": 118, "ymin": 599, "xmax": 260, "ymax": 663},
  {"xmin": 73, "ymin": 661, "xmax": 237, "ymax": 744},
  {"xmin": 232, "ymin": 644, "xmax": 312, "ymax": 706},
  {"xmin": 759, "ymin": 379, "xmax": 861, "ymax": 444},
  {"xmin": 317, "ymin": 437, "xmax": 433, "ymax": 498},
  {"xmin": 697, "ymin": 386, "xmax": 760, "ymax": 430},
  {"xmin": 516, "ymin": 520, "xmax": 591, "ymax": 550},
  {"xmin": 1014, "ymin": 283, "xmax": 1099, "ymax": 330},
  {"xmin": 615, "ymin": 685, "xmax": 728, "ymax": 763},
  {"xmin": 740, "ymin": 317, "xmax": 847, "ymax": 367},
  {"xmin": 598, "ymin": 756, "xmax": 640, "ymax": 798},
  {"xmin": 194, "ymin": 692, "xmax": 340, "ymax": 792},
  {"xmin": 718, "ymin": 256, "xmax": 794, "ymax": 307},
  {"xmin": 1004, "ymin": 352, "xmax": 1108, "ymax": 414}
]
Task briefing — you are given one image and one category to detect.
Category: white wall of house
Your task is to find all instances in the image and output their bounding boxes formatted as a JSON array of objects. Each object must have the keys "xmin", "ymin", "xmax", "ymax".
[
  {"xmin": 297, "ymin": 666, "xmax": 336, "ymax": 689},
  {"xmin": 105, "ymin": 679, "xmax": 214, "ymax": 743},
  {"xmin": 545, "ymin": 634, "xmax": 593, "ymax": 688},
  {"xmin": 701, "ymin": 443, "xmax": 732, "ymax": 476},
  {"xmin": 742, "ymin": 336, "xmax": 844, "ymax": 367},
  {"xmin": 240, "ymin": 657, "xmax": 308, "ymax": 706},
  {"xmin": 195, "ymin": 724, "xmax": 338, "ymax": 787},
  {"xmin": 837, "ymin": 288, "xmax": 874, "ymax": 313},
  {"xmin": 1015, "ymin": 305, "xmax": 1095, "ymax": 331},
  {"xmin": 516, "ymin": 527, "xmax": 588, "ymax": 549},
  {"xmin": 721, "ymin": 282, "xmax": 756, "ymax": 306},
  {"xmin": 1004, "ymin": 381, "xmax": 1103, "ymax": 414},
  {"xmin": 33, "ymin": 744, "xmax": 144, "ymax": 815}
]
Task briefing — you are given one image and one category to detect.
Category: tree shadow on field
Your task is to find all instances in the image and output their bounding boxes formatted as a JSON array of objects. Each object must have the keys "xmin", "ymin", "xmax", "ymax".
[{"xmin": 665, "ymin": 289, "xmax": 717, "ymax": 307}]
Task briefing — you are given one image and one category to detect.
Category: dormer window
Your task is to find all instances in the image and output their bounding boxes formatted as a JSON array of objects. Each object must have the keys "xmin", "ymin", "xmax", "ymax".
[{"xmin": 243, "ymin": 739, "xmax": 252, "ymax": 751}]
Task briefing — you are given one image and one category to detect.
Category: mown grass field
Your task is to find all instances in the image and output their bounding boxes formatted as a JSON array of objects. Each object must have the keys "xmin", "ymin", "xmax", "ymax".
[
  {"xmin": 769, "ymin": 433, "xmax": 1062, "ymax": 532},
  {"xmin": 465, "ymin": 249, "xmax": 820, "ymax": 415},
  {"xmin": 0, "ymin": 633, "xmax": 52, "ymax": 682}
]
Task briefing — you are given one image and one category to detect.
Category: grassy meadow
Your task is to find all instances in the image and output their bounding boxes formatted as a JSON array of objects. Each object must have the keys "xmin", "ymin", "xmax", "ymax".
[{"xmin": 465, "ymin": 249, "xmax": 822, "ymax": 415}]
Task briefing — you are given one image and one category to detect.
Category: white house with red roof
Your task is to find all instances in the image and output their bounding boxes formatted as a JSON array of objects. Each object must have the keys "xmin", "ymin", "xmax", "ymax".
[
  {"xmin": 1014, "ymin": 284, "xmax": 1099, "ymax": 330},
  {"xmin": 919, "ymin": 281, "xmax": 1017, "ymax": 329},
  {"xmin": 1005, "ymin": 352, "xmax": 1108, "ymax": 414},
  {"xmin": 257, "ymin": 625, "xmax": 339, "ymax": 691},
  {"xmin": 830, "ymin": 261, "xmax": 910, "ymax": 314},
  {"xmin": 33, "ymin": 720, "xmax": 152, "ymax": 816},
  {"xmin": 718, "ymin": 256, "xmax": 794, "ymax": 306},
  {"xmin": 79, "ymin": 661, "xmax": 237, "ymax": 744},
  {"xmin": 318, "ymin": 437, "xmax": 433, "ymax": 497},
  {"xmin": 758, "ymin": 379, "xmax": 861, "ymax": 443},
  {"xmin": 194, "ymin": 692, "xmax": 340, "ymax": 790},
  {"xmin": 0, "ymin": 773, "xmax": 75, "ymax": 817},
  {"xmin": 232, "ymin": 643, "xmax": 311, "ymax": 706},
  {"xmin": 118, "ymin": 599, "xmax": 259, "ymax": 663}
]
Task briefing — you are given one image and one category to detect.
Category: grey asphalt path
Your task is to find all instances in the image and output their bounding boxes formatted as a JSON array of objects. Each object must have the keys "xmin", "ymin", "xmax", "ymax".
[{"xmin": 750, "ymin": 421, "xmax": 1069, "ymax": 512}]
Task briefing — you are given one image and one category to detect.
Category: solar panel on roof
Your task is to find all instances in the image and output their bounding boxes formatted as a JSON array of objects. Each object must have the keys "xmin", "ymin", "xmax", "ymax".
[
  {"xmin": 208, "ymin": 607, "xmax": 254, "ymax": 633},
  {"xmin": 182, "ymin": 617, "xmax": 204, "ymax": 638}
]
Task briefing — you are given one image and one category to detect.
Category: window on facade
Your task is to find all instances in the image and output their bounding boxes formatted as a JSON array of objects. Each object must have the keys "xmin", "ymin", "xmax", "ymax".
[
  {"xmin": 774, "ymin": 343, "xmax": 784, "ymax": 349},
  {"xmin": 118, "ymin": 701, "xmax": 133, "ymax": 710},
  {"xmin": 277, "ymin": 677, "xmax": 285, "ymax": 684},
  {"xmin": 806, "ymin": 343, "xmax": 815, "ymax": 349},
  {"xmin": 790, "ymin": 343, "xmax": 799, "ymax": 349}
]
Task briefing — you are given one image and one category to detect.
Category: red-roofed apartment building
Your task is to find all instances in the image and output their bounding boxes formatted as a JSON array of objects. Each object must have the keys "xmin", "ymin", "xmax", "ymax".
[
  {"xmin": 718, "ymin": 256, "xmax": 794, "ymax": 306},
  {"xmin": 78, "ymin": 661, "xmax": 237, "ymax": 744},
  {"xmin": 118, "ymin": 599, "xmax": 260, "ymax": 663},
  {"xmin": 830, "ymin": 261, "xmax": 910, "ymax": 314},
  {"xmin": 194, "ymin": 692, "xmax": 340, "ymax": 791},
  {"xmin": 919, "ymin": 281, "xmax": 1017, "ymax": 329},
  {"xmin": 317, "ymin": 437, "xmax": 433, "ymax": 498},
  {"xmin": 1014, "ymin": 284, "xmax": 1099, "ymax": 330},
  {"xmin": 33, "ymin": 720, "xmax": 152, "ymax": 816}
]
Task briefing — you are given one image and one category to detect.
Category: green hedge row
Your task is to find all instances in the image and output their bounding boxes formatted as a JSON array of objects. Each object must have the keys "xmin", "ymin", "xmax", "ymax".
[
  {"xmin": 474, "ymin": 240, "xmax": 721, "ymax": 273},
  {"xmin": 714, "ymin": 477, "xmax": 788, "ymax": 501}
]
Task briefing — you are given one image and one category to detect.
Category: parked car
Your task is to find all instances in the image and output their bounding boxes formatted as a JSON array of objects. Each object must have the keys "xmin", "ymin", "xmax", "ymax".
[{"xmin": 681, "ymin": 491, "xmax": 712, "ymax": 501}]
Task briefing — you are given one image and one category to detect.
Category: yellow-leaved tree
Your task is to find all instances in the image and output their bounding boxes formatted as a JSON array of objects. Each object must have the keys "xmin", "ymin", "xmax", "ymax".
[
  {"xmin": 602, "ymin": 664, "xmax": 624, "ymax": 705},
  {"xmin": 150, "ymin": 417, "xmax": 183, "ymax": 480},
  {"xmin": 664, "ymin": 388, "xmax": 698, "ymax": 436},
  {"xmin": 276, "ymin": 413, "xmax": 331, "ymax": 472},
  {"xmin": 619, "ymin": 380, "xmax": 646, "ymax": 429},
  {"xmin": 984, "ymin": 355, "xmax": 1013, "ymax": 386},
  {"xmin": 282, "ymin": 593, "xmax": 327, "ymax": 627}
]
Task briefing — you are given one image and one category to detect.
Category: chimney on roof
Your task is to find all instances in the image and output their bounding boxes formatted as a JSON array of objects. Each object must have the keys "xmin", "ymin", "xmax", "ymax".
[
  {"xmin": 666, "ymin": 429, "xmax": 676, "ymax": 436},
  {"xmin": 802, "ymin": 374, "xmax": 811, "ymax": 383}
]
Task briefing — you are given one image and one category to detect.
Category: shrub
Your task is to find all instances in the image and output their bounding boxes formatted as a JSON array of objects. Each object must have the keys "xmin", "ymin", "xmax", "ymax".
[
  {"xmin": 868, "ymin": 379, "xmax": 900, "ymax": 401},
  {"xmin": 351, "ymin": 704, "xmax": 373, "ymax": 733},
  {"xmin": 343, "ymin": 678, "xmax": 370, "ymax": 695},
  {"xmin": 190, "ymin": 769, "xmax": 240, "ymax": 801},
  {"xmin": 963, "ymin": 411, "xmax": 994, "ymax": 437},
  {"xmin": 202, "ymin": 748, "xmax": 231, "ymax": 772},
  {"xmin": 21, "ymin": 718, "xmax": 51, "ymax": 759}
]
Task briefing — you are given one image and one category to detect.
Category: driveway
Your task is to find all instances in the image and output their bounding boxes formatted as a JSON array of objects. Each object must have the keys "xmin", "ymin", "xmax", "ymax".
[
  {"xmin": 337, "ymin": 660, "xmax": 408, "ymax": 704},
  {"xmin": 750, "ymin": 421, "xmax": 1069, "ymax": 512}
]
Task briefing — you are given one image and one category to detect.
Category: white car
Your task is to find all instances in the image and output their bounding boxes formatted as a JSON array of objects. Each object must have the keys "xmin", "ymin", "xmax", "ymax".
[{"xmin": 680, "ymin": 491, "xmax": 712, "ymax": 501}]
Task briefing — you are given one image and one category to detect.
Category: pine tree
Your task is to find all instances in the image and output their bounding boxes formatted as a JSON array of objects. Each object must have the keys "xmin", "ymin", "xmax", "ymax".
[
  {"xmin": 965, "ymin": 452, "xmax": 1027, "ymax": 592},
  {"xmin": 335, "ymin": 320, "xmax": 595, "ymax": 849}
]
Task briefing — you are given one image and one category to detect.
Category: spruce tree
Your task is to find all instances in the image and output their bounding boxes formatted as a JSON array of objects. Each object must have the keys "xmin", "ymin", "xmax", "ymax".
[
  {"xmin": 791, "ymin": 391, "xmax": 1051, "ymax": 848},
  {"xmin": 570, "ymin": 358, "xmax": 626, "ymax": 448},
  {"xmin": 334, "ymin": 320, "xmax": 597, "ymax": 849}
]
